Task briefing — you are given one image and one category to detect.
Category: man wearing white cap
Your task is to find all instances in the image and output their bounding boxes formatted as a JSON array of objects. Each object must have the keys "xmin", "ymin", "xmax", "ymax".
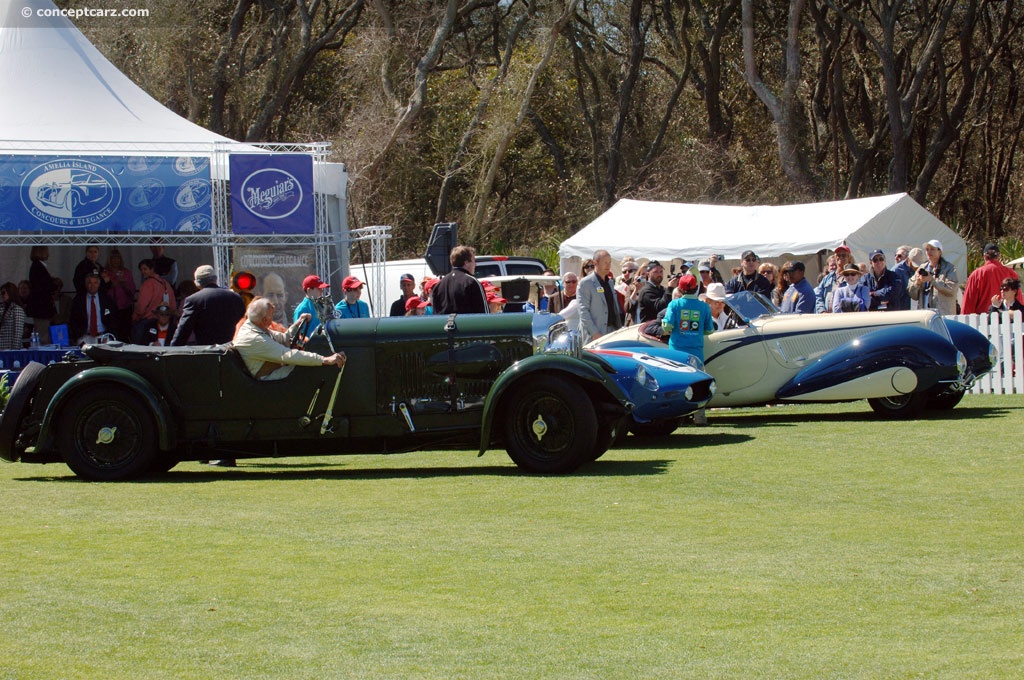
[{"xmin": 908, "ymin": 239, "xmax": 959, "ymax": 315}]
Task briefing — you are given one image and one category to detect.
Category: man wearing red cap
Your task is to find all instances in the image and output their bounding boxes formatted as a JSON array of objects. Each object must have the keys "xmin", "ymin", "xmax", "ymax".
[
  {"xmin": 662, "ymin": 274, "xmax": 714, "ymax": 361},
  {"xmin": 814, "ymin": 244, "xmax": 855, "ymax": 313},
  {"xmin": 335, "ymin": 275, "xmax": 371, "ymax": 318},
  {"xmin": 292, "ymin": 274, "xmax": 331, "ymax": 335}
]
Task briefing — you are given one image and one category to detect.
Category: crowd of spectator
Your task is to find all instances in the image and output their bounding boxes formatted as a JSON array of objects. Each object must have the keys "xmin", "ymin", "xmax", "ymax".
[{"xmin": 3, "ymin": 238, "xmax": 1020, "ymax": 355}]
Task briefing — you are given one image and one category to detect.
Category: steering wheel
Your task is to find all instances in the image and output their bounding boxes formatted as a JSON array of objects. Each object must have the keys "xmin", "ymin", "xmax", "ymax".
[{"xmin": 291, "ymin": 317, "xmax": 311, "ymax": 349}]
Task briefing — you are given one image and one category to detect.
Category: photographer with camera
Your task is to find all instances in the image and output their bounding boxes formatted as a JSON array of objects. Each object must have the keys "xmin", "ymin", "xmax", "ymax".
[
  {"xmin": 637, "ymin": 260, "xmax": 678, "ymax": 323},
  {"xmin": 908, "ymin": 239, "xmax": 958, "ymax": 315}
]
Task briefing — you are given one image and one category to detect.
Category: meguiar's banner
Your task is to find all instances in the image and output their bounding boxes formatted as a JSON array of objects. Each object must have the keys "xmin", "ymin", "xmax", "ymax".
[{"xmin": 229, "ymin": 153, "xmax": 314, "ymax": 234}]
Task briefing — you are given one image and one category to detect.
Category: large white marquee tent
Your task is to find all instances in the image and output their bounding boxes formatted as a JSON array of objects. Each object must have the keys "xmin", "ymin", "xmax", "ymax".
[
  {"xmin": 0, "ymin": 0, "xmax": 352, "ymax": 289},
  {"xmin": 559, "ymin": 193, "xmax": 967, "ymax": 279}
]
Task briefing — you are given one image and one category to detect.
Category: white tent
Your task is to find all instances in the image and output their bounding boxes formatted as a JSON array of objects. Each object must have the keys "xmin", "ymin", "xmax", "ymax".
[
  {"xmin": 559, "ymin": 193, "xmax": 967, "ymax": 279},
  {"xmin": 0, "ymin": 0, "xmax": 353, "ymax": 293},
  {"xmin": 0, "ymin": 0, "xmax": 241, "ymax": 150}
]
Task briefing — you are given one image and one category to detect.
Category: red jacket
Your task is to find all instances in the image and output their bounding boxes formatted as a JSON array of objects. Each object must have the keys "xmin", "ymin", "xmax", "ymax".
[{"xmin": 961, "ymin": 259, "xmax": 1021, "ymax": 314}]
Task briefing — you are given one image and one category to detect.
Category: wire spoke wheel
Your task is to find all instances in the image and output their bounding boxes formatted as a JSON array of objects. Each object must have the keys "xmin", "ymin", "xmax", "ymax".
[
  {"xmin": 867, "ymin": 392, "xmax": 928, "ymax": 419},
  {"xmin": 59, "ymin": 386, "xmax": 157, "ymax": 481},
  {"xmin": 502, "ymin": 376, "xmax": 596, "ymax": 474}
]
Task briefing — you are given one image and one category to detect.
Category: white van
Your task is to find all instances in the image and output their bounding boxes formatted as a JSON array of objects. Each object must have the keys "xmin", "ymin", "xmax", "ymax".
[{"xmin": 354, "ymin": 256, "xmax": 548, "ymax": 316}]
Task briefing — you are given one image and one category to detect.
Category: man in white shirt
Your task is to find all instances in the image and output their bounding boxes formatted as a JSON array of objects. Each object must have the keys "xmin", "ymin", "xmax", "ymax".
[
  {"xmin": 233, "ymin": 298, "xmax": 346, "ymax": 381},
  {"xmin": 705, "ymin": 283, "xmax": 735, "ymax": 332}
]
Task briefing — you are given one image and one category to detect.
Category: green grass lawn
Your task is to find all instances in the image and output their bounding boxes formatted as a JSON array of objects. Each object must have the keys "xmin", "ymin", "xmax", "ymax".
[{"xmin": 2, "ymin": 396, "xmax": 1022, "ymax": 678}]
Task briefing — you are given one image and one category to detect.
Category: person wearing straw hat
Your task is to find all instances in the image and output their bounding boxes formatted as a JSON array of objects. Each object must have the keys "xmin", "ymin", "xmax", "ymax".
[{"xmin": 832, "ymin": 264, "xmax": 870, "ymax": 312}]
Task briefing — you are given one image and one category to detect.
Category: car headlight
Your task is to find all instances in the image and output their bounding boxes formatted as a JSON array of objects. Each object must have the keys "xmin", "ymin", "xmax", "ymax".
[
  {"xmin": 636, "ymin": 364, "xmax": 659, "ymax": 391},
  {"xmin": 988, "ymin": 343, "xmax": 999, "ymax": 368},
  {"xmin": 684, "ymin": 386, "xmax": 693, "ymax": 401},
  {"xmin": 956, "ymin": 350, "xmax": 967, "ymax": 376}
]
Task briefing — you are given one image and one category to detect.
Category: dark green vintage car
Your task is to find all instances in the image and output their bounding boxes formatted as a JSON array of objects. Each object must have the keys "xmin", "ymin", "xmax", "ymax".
[{"xmin": 0, "ymin": 312, "xmax": 715, "ymax": 481}]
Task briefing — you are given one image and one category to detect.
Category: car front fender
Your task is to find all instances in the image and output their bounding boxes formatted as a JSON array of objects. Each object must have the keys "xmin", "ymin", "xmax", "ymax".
[
  {"xmin": 478, "ymin": 354, "xmax": 631, "ymax": 454},
  {"xmin": 944, "ymin": 318, "xmax": 996, "ymax": 378},
  {"xmin": 775, "ymin": 325, "xmax": 961, "ymax": 401},
  {"xmin": 35, "ymin": 367, "xmax": 177, "ymax": 455}
]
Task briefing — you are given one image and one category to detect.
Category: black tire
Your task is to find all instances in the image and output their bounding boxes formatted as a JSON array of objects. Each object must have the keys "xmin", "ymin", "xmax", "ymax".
[
  {"xmin": 147, "ymin": 455, "xmax": 179, "ymax": 475},
  {"xmin": 867, "ymin": 392, "xmax": 929, "ymax": 419},
  {"xmin": 628, "ymin": 416, "xmax": 685, "ymax": 438},
  {"xmin": 590, "ymin": 415, "xmax": 626, "ymax": 461},
  {"xmin": 502, "ymin": 376, "xmax": 597, "ymax": 474},
  {"xmin": 926, "ymin": 387, "xmax": 966, "ymax": 411},
  {"xmin": 58, "ymin": 385, "xmax": 158, "ymax": 481},
  {"xmin": 0, "ymin": 362, "xmax": 48, "ymax": 462}
]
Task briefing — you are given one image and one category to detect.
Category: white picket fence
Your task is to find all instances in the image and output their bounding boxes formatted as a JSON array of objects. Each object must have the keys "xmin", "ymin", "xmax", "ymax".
[{"xmin": 950, "ymin": 311, "xmax": 1023, "ymax": 395}]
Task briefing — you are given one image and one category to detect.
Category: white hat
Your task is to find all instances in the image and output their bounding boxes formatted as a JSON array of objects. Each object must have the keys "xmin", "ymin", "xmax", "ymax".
[
  {"xmin": 705, "ymin": 282, "xmax": 727, "ymax": 301},
  {"xmin": 925, "ymin": 239, "xmax": 943, "ymax": 251}
]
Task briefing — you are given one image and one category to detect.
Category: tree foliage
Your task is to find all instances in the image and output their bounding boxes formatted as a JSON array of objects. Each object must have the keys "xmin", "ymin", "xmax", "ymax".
[{"xmin": 77, "ymin": 0, "xmax": 1024, "ymax": 256}]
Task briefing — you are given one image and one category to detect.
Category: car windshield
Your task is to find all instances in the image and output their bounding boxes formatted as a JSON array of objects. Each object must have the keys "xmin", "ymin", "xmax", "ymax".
[{"xmin": 725, "ymin": 290, "xmax": 779, "ymax": 323}]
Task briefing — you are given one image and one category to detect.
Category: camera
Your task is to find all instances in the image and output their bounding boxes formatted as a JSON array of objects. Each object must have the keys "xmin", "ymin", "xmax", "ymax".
[{"xmin": 918, "ymin": 267, "xmax": 929, "ymax": 276}]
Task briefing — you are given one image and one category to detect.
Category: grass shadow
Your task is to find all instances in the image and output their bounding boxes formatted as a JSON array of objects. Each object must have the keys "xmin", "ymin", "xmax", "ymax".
[
  {"xmin": 17, "ymin": 457, "xmax": 675, "ymax": 483},
  {"xmin": 621, "ymin": 431, "xmax": 754, "ymax": 447},
  {"xmin": 708, "ymin": 404, "xmax": 1015, "ymax": 428}
]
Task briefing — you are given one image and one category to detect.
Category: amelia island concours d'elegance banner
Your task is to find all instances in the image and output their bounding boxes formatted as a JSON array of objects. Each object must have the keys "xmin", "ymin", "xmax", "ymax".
[
  {"xmin": 229, "ymin": 154, "xmax": 314, "ymax": 235},
  {"xmin": 0, "ymin": 155, "xmax": 213, "ymax": 233}
]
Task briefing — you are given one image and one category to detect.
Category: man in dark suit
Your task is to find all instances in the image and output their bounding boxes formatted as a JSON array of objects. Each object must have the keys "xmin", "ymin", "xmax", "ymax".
[
  {"xmin": 432, "ymin": 245, "xmax": 488, "ymax": 315},
  {"xmin": 170, "ymin": 265, "xmax": 246, "ymax": 346},
  {"xmin": 68, "ymin": 273, "xmax": 116, "ymax": 345}
]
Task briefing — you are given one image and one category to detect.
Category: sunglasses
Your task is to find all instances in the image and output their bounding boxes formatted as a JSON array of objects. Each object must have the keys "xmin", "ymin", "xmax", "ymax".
[
  {"xmin": 871, "ymin": 257, "xmax": 885, "ymax": 263},
  {"xmin": 1000, "ymin": 286, "xmax": 1013, "ymax": 291},
  {"xmin": 622, "ymin": 269, "xmax": 636, "ymax": 274},
  {"xmin": 583, "ymin": 264, "xmax": 594, "ymax": 270}
]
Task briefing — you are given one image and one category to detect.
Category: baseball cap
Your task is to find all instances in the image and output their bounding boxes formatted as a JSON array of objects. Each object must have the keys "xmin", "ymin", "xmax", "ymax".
[
  {"xmin": 399, "ymin": 273, "xmax": 416, "ymax": 283},
  {"xmin": 925, "ymin": 239, "xmax": 943, "ymax": 251},
  {"xmin": 302, "ymin": 274, "xmax": 329, "ymax": 290},
  {"xmin": 193, "ymin": 264, "xmax": 217, "ymax": 284},
  {"xmin": 423, "ymin": 278, "xmax": 440, "ymax": 295},
  {"xmin": 697, "ymin": 259, "xmax": 711, "ymax": 272},
  {"xmin": 869, "ymin": 249, "xmax": 884, "ymax": 259},
  {"xmin": 646, "ymin": 260, "xmax": 664, "ymax": 270},
  {"xmin": 341, "ymin": 275, "xmax": 364, "ymax": 291},
  {"xmin": 486, "ymin": 291, "xmax": 507, "ymax": 305},
  {"xmin": 405, "ymin": 296, "xmax": 429, "ymax": 312},
  {"xmin": 788, "ymin": 261, "xmax": 806, "ymax": 271},
  {"xmin": 834, "ymin": 244, "xmax": 851, "ymax": 254},
  {"xmin": 677, "ymin": 274, "xmax": 698, "ymax": 292},
  {"xmin": 741, "ymin": 250, "xmax": 758, "ymax": 260},
  {"xmin": 983, "ymin": 242, "xmax": 999, "ymax": 256},
  {"xmin": 154, "ymin": 304, "xmax": 172, "ymax": 315}
]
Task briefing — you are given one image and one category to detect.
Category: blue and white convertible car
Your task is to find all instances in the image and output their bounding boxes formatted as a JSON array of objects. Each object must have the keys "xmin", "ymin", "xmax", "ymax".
[{"xmin": 590, "ymin": 291, "xmax": 995, "ymax": 424}]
